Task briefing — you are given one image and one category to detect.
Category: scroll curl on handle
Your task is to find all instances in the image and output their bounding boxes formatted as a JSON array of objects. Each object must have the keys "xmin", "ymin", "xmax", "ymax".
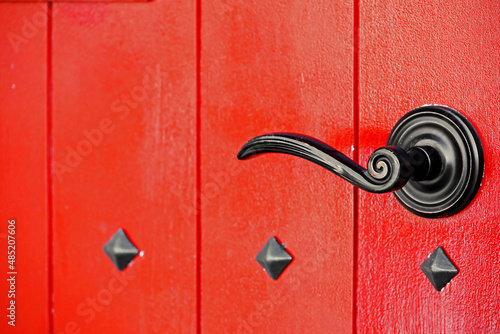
[{"xmin": 237, "ymin": 133, "xmax": 414, "ymax": 193}]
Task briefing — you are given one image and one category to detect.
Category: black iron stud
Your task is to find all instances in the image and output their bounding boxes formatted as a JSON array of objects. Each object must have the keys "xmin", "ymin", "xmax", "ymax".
[
  {"xmin": 420, "ymin": 246, "xmax": 458, "ymax": 291},
  {"xmin": 103, "ymin": 229, "xmax": 139, "ymax": 271},
  {"xmin": 255, "ymin": 236, "xmax": 292, "ymax": 280}
]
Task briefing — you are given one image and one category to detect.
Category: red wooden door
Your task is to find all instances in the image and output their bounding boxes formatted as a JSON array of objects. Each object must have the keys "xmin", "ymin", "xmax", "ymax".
[{"xmin": 1, "ymin": 1, "xmax": 500, "ymax": 333}]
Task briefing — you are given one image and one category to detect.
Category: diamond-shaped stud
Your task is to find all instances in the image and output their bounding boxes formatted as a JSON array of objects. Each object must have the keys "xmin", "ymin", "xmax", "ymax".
[
  {"xmin": 256, "ymin": 236, "xmax": 293, "ymax": 280},
  {"xmin": 420, "ymin": 246, "xmax": 458, "ymax": 291},
  {"xmin": 103, "ymin": 229, "xmax": 139, "ymax": 271}
]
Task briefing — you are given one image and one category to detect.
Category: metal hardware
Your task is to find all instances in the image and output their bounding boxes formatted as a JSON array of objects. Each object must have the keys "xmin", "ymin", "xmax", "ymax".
[
  {"xmin": 238, "ymin": 105, "xmax": 484, "ymax": 218},
  {"xmin": 256, "ymin": 237, "xmax": 293, "ymax": 280},
  {"xmin": 420, "ymin": 246, "xmax": 458, "ymax": 291},
  {"xmin": 103, "ymin": 229, "xmax": 139, "ymax": 271}
]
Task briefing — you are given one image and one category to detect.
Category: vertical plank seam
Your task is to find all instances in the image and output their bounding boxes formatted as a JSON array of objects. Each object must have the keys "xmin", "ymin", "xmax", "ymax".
[
  {"xmin": 352, "ymin": 0, "xmax": 360, "ymax": 332},
  {"xmin": 196, "ymin": 0, "xmax": 202, "ymax": 333},
  {"xmin": 47, "ymin": 3, "xmax": 54, "ymax": 334}
]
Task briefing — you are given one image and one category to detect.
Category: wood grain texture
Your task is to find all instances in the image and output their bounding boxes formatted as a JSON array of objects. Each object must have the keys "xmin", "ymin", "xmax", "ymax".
[
  {"xmin": 51, "ymin": 1, "xmax": 197, "ymax": 332},
  {"xmin": 201, "ymin": 1, "xmax": 354, "ymax": 332},
  {"xmin": 0, "ymin": 4, "xmax": 49, "ymax": 333},
  {"xmin": 358, "ymin": 1, "xmax": 500, "ymax": 332}
]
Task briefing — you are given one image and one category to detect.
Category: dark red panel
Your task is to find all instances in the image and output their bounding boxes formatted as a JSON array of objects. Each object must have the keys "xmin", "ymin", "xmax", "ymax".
[
  {"xmin": 0, "ymin": 4, "xmax": 49, "ymax": 333},
  {"xmin": 52, "ymin": 1, "xmax": 197, "ymax": 332},
  {"xmin": 201, "ymin": 1, "xmax": 354, "ymax": 333},
  {"xmin": 358, "ymin": 1, "xmax": 500, "ymax": 332}
]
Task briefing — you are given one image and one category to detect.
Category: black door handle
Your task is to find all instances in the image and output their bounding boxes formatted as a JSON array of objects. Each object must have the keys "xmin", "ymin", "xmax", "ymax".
[
  {"xmin": 237, "ymin": 106, "xmax": 484, "ymax": 218},
  {"xmin": 238, "ymin": 133, "xmax": 438, "ymax": 193}
]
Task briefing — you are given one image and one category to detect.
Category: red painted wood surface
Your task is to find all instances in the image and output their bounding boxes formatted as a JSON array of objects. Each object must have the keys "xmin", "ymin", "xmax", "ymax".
[
  {"xmin": 357, "ymin": 1, "xmax": 500, "ymax": 332},
  {"xmin": 51, "ymin": 1, "xmax": 197, "ymax": 333},
  {"xmin": 6, "ymin": 0, "xmax": 145, "ymax": 3},
  {"xmin": 201, "ymin": 1, "xmax": 354, "ymax": 332},
  {"xmin": 3, "ymin": 1, "xmax": 500, "ymax": 333},
  {"xmin": 0, "ymin": 5, "xmax": 49, "ymax": 333}
]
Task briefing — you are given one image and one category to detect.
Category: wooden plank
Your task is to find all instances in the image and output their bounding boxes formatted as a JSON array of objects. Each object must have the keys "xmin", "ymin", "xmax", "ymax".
[
  {"xmin": 201, "ymin": 1, "xmax": 355, "ymax": 332},
  {"xmin": 358, "ymin": 1, "xmax": 500, "ymax": 332},
  {"xmin": 51, "ymin": 1, "xmax": 197, "ymax": 332},
  {"xmin": 0, "ymin": 4, "xmax": 49, "ymax": 333}
]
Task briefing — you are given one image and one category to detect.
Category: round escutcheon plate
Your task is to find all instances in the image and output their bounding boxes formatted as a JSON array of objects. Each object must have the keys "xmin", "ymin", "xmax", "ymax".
[{"xmin": 387, "ymin": 105, "xmax": 484, "ymax": 218}]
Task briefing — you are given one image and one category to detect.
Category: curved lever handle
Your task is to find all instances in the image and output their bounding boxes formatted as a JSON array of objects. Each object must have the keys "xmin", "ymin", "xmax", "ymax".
[
  {"xmin": 237, "ymin": 133, "xmax": 435, "ymax": 193},
  {"xmin": 236, "ymin": 106, "xmax": 484, "ymax": 218}
]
